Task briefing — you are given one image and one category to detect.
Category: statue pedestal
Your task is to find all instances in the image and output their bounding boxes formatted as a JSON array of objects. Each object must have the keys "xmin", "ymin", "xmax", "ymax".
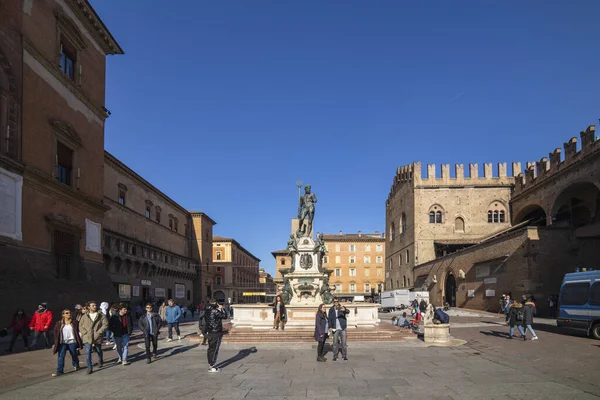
[
  {"xmin": 423, "ymin": 323, "xmax": 450, "ymax": 343},
  {"xmin": 231, "ymin": 303, "xmax": 380, "ymax": 330}
]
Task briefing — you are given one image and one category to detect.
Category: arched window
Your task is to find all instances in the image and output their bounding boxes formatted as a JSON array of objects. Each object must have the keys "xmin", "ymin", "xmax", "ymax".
[
  {"xmin": 396, "ymin": 280, "xmax": 399, "ymax": 289},
  {"xmin": 429, "ymin": 211, "xmax": 435, "ymax": 223},
  {"xmin": 454, "ymin": 217, "xmax": 465, "ymax": 232},
  {"xmin": 405, "ymin": 249, "xmax": 410, "ymax": 264},
  {"xmin": 401, "ymin": 213, "xmax": 407, "ymax": 233},
  {"xmin": 488, "ymin": 202, "xmax": 507, "ymax": 223},
  {"xmin": 403, "ymin": 275, "xmax": 406, "ymax": 287},
  {"xmin": 429, "ymin": 206, "xmax": 443, "ymax": 224},
  {"xmin": 390, "ymin": 222, "xmax": 396, "ymax": 240}
]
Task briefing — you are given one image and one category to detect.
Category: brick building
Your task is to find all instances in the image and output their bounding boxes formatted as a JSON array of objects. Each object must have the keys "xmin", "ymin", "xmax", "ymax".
[
  {"xmin": 387, "ymin": 124, "xmax": 600, "ymax": 315},
  {"xmin": 212, "ymin": 236, "xmax": 261, "ymax": 303},
  {"xmin": 0, "ymin": 0, "xmax": 122, "ymax": 321},
  {"xmin": 103, "ymin": 152, "xmax": 202, "ymax": 305}
]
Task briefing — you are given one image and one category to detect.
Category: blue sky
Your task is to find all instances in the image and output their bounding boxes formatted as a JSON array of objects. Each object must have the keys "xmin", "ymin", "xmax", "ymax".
[{"xmin": 91, "ymin": 0, "xmax": 600, "ymax": 275}]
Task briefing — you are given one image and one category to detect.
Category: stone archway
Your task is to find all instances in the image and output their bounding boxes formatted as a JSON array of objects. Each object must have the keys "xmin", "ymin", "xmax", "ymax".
[
  {"xmin": 551, "ymin": 182, "xmax": 600, "ymax": 227},
  {"xmin": 513, "ymin": 204, "xmax": 547, "ymax": 226},
  {"xmin": 445, "ymin": 272, "xmax": 457, "ymax": 307}
]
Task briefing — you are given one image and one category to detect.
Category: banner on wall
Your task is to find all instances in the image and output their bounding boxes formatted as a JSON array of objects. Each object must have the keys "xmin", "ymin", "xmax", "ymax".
[
  {"xmin": 175, "ymin": 284, "xmax": 185, "ymax": 299},
  {"xmin": 118, "ymin": 284, "xmax": 131, "ymax": 299},
  {"xmin": 155, "ymin": 288, "xmax": 165, "ymax": 298},
  {"xmin": 132, "ymin": 286, "xmax": 140, "ymax": 297}
]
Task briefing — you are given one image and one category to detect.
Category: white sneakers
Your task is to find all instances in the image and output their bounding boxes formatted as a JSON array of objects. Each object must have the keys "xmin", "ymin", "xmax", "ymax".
[
  {"xmin": 167, "ymin": 338, "xmax": 173, "ymax": 342},
  {"xmin": 532, "ymin": 336, "xmax": 539, "ymax": 340},
  {"xmin": 122, "ymin": 360, "xmax": 130, "ymax": 366},
  {"xmin": 178, "ymin": 335, "xmax": 181, "ymax": 340},
  {"xmin": 208, "ymin": 367, "xmax": 220, "ymax": 373}
]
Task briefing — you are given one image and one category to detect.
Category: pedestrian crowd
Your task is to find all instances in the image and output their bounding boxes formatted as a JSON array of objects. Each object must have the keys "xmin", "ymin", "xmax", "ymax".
[{"xmin": 500, "ymin": 294, "xmax": 539, "ymax": 340}]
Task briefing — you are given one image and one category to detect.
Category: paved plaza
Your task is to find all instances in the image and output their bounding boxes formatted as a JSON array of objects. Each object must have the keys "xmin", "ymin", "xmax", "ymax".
[{"xmin": 1, "ymin": 310, "xmax": 599, "ymax": 400}]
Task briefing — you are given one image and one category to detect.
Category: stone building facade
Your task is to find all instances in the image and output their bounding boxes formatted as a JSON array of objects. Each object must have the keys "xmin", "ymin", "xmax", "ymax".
[
  {"xmin": 103, "ymin": 152, "xmax": 200, "ymax": 305},
  {"xmin": 0, "ymin": 0, "xmax": 123, "ymax": 322},
  {"xmin": 385, "ymin": 162, "xmax": 515, "ymax": 291},
  {"xmin": 191, "ymin": 211, "xmax": 217, "ymax": 302},
  {"xmin": 322, "ymin": 231, "xmax": 386, "ymax": 301},
  {"xmin": 389, "ymin": 124, "xmax": 600, "ymax": 315},
  {"xmin": 212, "ymin": 236, "xmax": 261, "ymax": 303}
]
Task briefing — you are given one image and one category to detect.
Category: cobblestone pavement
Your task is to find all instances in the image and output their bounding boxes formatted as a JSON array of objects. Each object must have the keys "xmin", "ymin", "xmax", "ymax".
[{"xmin": 1, "ymin": 311, "xmax": 599, "ymax": 399}]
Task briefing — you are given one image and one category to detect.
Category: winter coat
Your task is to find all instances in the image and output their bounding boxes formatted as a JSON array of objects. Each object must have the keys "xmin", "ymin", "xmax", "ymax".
[
  {"xmin": 314, "ymin": 311, "xmax": 328, "ymax": 342},
  {"xmin": 204, "ymin": 304, "xmax": 227, "ymax": 334},
  {"xmin": 328, "ymin": 306, "xmax": 350, "ymax": 331},
  {"xmin": 138, "ymin": 312, "xmax": 162, "ymax": 337},
  {"xmin": 8, "ymin": 315, "xmax": 30, "ymax": 335},
  {"xmin": 198, "ymin": 310, "xmax": 207, "ymax": 331},
  {"xmin": 78, "ymin": 312, "xmax": 109, "ymax": 345},
  {"xmin": 159, "ymin": 304, "xmax": 167, "ymax": 321},
  {"xmin": 108, "ymin": 313, "xmax": 133, "ymax": 337},
  {"xmin": 522, "ymin": 302, "xmax": 536, "ymax": 326},
  {"xmin": 53, "ymin": 320, "xmax": 83, "ymax": 354},
  {"xmin": 508, "ymin": 303, "xmax": 524, "ymax": 326},
  {"xmin": 165, "ymin": 305, "xmax": 181, "ymax": 324},
  {"xmin": 30, "ymin": 310, "xmax": 53, "ymax": 332},
  {"xmin": 272, "ymin": 302, "xmax": 287, "ymax": 319},
  {"xmin": 419, "ymin": 300, "xmax": 427, "ymax": 313}
]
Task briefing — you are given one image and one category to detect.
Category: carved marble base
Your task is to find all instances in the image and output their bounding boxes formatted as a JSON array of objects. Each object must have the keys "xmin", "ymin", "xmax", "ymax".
[{"xmin": 423, "ymin": 323, "xmax": 450, "ymax": 343}]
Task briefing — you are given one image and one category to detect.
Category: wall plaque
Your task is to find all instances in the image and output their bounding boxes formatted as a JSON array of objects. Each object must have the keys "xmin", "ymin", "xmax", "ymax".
[
  {"xmin": 85, "ymin": 219, "xmax": 101, "ymax": 253},
  {"xmin": 0, "ymin": 168, "xmax": 22, "ymax": 241}
]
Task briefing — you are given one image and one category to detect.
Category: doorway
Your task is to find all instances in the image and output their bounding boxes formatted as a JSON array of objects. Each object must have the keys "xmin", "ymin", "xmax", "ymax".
[
  {"xmin": 168, "ymin": 288, "xmax": 173, "ymax": 300},
  {"xmin": 142, "ymin": 287, "xmax": 150, "ymax": 302},
  {"xmin": 445, "ymin": 273, "xmax": 457, "ymax": 307}
]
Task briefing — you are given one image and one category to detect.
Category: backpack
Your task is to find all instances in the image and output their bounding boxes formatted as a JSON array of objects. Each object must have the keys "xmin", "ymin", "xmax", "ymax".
[
  {"xmin": 515, "ymin": 309, "xmax": 524, "ymax": 322},
  {"xmin": 434, "ymin": 308, "xmax": 450, "ymax": 324}
]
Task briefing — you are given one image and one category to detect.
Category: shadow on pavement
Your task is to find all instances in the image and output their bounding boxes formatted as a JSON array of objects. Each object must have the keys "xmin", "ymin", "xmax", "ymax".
[
  {"xmin": 479, "ymin": 330, "xmax": 511, "ymax": 339},
  {"xmin": 216, "ymin": 347, "xmax": 257, "ymax": 369}
]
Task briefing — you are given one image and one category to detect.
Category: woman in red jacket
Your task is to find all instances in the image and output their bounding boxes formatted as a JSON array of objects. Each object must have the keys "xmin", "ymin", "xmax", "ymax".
[
  {"xmin": 5, "ymin": 309, "xmax": 30, "ymax": 353},
  {"xmin": 29, "ymin": 302, "xmax": 53, "ymax": 350}
]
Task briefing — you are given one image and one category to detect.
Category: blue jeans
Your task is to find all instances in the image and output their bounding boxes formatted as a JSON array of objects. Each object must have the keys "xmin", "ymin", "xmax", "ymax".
[
  {"xmin": 509, "ymin": 325, "xmax": 525, "ymax": 337},
  {"xmin": 114, "ymin": 334, "xmax": 130, "ymax": 361},
  {"xmin": 84, "ymin": 343, "xmax": 103, "ymax": 369},
  {"xmin": 57, "ymin": 343, "xmax": 79, "ymax": 373},
  {"xmin": 105, "ymin": 329, "xmax": 112, "ymax": 342},
  {"xmin": 524, "ymin": 324, "xmax": 537, "ymax": 337}
]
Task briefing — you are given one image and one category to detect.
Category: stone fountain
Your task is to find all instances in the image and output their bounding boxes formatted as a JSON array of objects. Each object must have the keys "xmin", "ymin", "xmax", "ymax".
[{"xmin": 231, "ymin": 184, "xmax": 379, "ymax": 329}]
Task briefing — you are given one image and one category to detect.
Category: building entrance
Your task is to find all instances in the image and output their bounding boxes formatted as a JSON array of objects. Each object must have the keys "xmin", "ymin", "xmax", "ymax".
[{"xmin": 445, "ymin": 273, "xmax": 457, "ymax": 307}]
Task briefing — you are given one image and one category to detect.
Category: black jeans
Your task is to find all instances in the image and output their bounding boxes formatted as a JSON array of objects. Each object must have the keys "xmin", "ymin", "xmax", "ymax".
[
  {"xmin": 8, "ymin": 332, "xmax": 28, "ymax": 351},
  {"xmin": 207, "ymin": 332, "xmax": 223, "ymax": 367},
  {"xmin": 31, "ymin": 331, "xmax": 51, "ymax": 348},
  {"xmin": 144, "ymin": 334, "xmax": 158, "ymax": 359},
  {"xmin": 167, "ymin": 322, "xmax": 180, "ymax": 339},
  {"xmin": 317, "ymin": 340, "xmax": 326, "ymax": 358}
]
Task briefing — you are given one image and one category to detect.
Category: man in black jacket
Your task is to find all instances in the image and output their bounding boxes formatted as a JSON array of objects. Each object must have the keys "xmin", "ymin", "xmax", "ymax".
[
  {"xmin": 138, "ymin": 303, "xmax": 161, "ymax": 364},
  {"xmin": 204, "ymin": 299, "xmax": 227, "ymax": 372},
  {"xmin": 328, "ymin": 298, "xmax": 350, "ymax": 361},
  {"xmin": 109, "ymin": 304, "xmax": 133, "ymax": 365}
]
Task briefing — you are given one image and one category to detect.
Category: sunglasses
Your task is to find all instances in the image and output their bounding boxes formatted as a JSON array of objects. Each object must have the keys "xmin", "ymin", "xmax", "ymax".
[{"xmin": 63, "ymin": 312, "xmax": 71, "ymax": 314}]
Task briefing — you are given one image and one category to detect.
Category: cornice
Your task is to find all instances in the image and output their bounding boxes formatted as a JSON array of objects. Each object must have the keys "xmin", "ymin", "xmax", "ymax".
[
  {"xmin": 65, "ymin": 0, "xmax": 124, "ymax": 55},
  {"xmin": 24, "ymin": 166, "xmax": 109, "ymax": 217},
  {"xmin": 50, "ymin": 119, "xmax": 83, "ymax": 147},
  {"xmin": 0, "ymin": 155, "xmax": 26, "ymax": 175},
  {"xmin": 23, "ymin": 38, "xmax": 108, "ymax": 121},
  {"xmin": 104, "ymin": 151, "xmax": 191, "ymax": 217}
]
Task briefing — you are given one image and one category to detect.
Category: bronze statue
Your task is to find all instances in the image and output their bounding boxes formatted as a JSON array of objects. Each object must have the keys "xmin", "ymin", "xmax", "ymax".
[
  {"xmin": 297, "ymin": 185, "xmax": 317, "ymax": 237},
  {"xmin": 281, "ymin": 278, "xmax": 294, "ymax": 305},
  {"xmin": 313, "ymin": 232, "xmax": 327, "ymax": 272},
  {"xmin": 319, "ymin": 275, "xmax": 334, "ymax": 304},
  {"xmin": 286, "ymin": 234, "xmax": 298, "ymax": 272}
]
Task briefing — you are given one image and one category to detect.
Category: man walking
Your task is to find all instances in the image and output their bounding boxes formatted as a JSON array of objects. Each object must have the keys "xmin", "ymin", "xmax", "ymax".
[
  {"xmin": 29, "ymin": 303, "xmax": 53, "ymax": 350},
  {"xmin": 109, "ymin": 304, "xmax": 133, "ymax": 365},
  {"xmin": 205, "ymin": 299, "xmax": 227, "ymax": 372},
  {"xmin": 79, "ymin": 301, "xmax": 108, "ymax": 374},
  {"xmin": 328, "ymin": 298, "xmax": 350, "ymax": 361},
  {"xmin": 138, "ymin": 303, "xmax": 161, "ymax": 363},
  {"xmin": 165, "ymin": 299, "xmax": 182, "ymax": 342}
]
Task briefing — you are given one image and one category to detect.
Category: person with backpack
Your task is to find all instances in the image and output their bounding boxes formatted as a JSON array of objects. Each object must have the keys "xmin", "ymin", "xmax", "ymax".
[{"xmin": 508, "ymin": 302, "xmax": 526, "ymax": 339}]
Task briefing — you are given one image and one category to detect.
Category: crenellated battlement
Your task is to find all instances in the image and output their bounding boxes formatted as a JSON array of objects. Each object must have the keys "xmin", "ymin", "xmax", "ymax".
[{"xmin": 513, "ymin": 125, "xmax": 599, "ymax": 196}]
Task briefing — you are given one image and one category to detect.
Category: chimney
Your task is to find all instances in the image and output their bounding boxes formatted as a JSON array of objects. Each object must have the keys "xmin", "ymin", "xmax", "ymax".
[
  {"xmin": 358, "ymin": 231, "xmax": 362, "ymax": 237},
  {"xmin": 339, "ymin": 230, "xmax": 343, "ymax": 236}
]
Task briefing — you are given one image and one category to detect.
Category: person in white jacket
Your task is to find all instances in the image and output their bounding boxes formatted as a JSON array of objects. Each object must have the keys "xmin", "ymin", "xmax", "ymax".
[{"xmin": 100, "ymin": 302, "xmax": 113, "ymax": 345}]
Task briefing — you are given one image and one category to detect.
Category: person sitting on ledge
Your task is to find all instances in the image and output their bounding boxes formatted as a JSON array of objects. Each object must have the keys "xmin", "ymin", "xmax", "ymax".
[{"xmin": 392, "ymin": 312, "xmax": 410, "ymax": 329}]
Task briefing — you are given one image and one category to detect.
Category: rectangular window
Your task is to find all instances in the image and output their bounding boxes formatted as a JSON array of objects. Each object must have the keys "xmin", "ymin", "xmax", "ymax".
[
  {"xmin": 350, "ymin": 268, "xmax": 356, "ymax": 277},
  {"xmin": 216, "ymin": 251, "xmax": 222, "ymax": 261},
  {"xmin": 131, "ymin": 246, "xmax": 136, "ymax": 256},
  {"xmin": 365, "ymin": 244, "xmax": 371, "ymax": 252},
  {"xmin": 349, "ymin": 244, "xmax": 355, "ymax": 252},
  {"xmin": 560, "ymin": 283, "xmax": 590, "ymax": 306},
  {"xmin": 187, "ymin": 290, "xmax": 191, "ymax": 301},
  {"xmin": 118, "ymin": 190, "xmax": 126, "ymax": 206},
  {"xmin": 405, "ymin": 250, "xmax": 410, "ymax": 264},
  {"xmin": 335, "ymin": 256, "xmax": 341, "ymax": 264},
  {"xmin": 350, "ymin": 283, "xmax": 356, "ymax": 293},
  {"xmin": 590, "ymin": 282, "xmax": 600, "ymax": 306},
  {"xmin": 349, "ymin": 256, "xmax": 355, "ymax": 264},
  {"xmin": 399, "ymin": 255, "xmax": 402, "ymax": 266},
  {"xmin": 365, "ymin": 283, "xmax": 371, "ymax": 293},
  {"xmin": 174, "ymin": 220, "xmax": 178, "ymax": 232},
  {"xmin": 323, "ymin": 256, "xmax": 328, "ymax": 264},
  {"xmin": 377, "ymin": 268, "xmax": 383, "ymax": 277},
  {"xmin": 145, "ymin": 207, "xmax": 151, "ymax": 218},
  {"xmin": 335, "ymin": 283, "xmax": 342, "ymax": 293},
  {"xmin": 364, "ymin": 255, "xmax": 371, "ymax": 263},
  {"xmin": 280, "ymin": 258, "xmax": 286, "ymax": 265},
  {"xmin": 54, "ymin": 230, "xmax": 75, "ymax": 279},
  {"xmin": 364, "ymin": 268, "xmax": 370, "ymax": 277},
  {"xmin": 335, "ymin": 244, "xmax": 341, "ymax": 252},
  {"xmin": 59, "ymin": 41, "xmax": 76, "ymax": 80},
  {"xmin": 335, "ymin": 268, "xmax": 341, "ymax": 277},
  {"xmin": 169, "ymin": 218, "xmax": 173, "ymax": 229},
  {"xmin": 376, "ymin": 245, "xmax": 383, "ymax": 252},
  {"xmin": 155, "ymin": 211, "xmax": 161, "ymax": 224},
  {"xmin": 56, "ymin": 142, "xmax": 73, "ymax": 186},
  {"xmin": 376, "ymin": 256, "xmax": 382, "ymax": 264}
]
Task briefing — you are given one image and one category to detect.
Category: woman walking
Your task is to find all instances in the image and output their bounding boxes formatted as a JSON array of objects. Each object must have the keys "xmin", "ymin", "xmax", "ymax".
[
  {"xmin": 272, "ymin": 295, "xmax": 287, "ymax": 330},
  {"xmin": 5, "ymin": 309, "xmax": 30, "ymax": 353},
  {"xmin": 52, "ymin": 309, "xmax": 83, "ymax": 377},
  {"xmin": 508, "ymin": 302, "xmax": 526, "ymax": 339},
  {"xmin": 314, "ymin": 303, "xmax": 329, "ymax": 362},
  {"xmin": 522, "ymin": 297, "xmax": 539, "ymax": 340}
]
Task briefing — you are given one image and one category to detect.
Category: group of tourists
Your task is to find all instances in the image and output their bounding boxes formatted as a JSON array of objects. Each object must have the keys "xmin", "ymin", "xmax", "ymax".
[{"xmin": 501, "ymin": 294, "xmax": 539, "ymax": 340}]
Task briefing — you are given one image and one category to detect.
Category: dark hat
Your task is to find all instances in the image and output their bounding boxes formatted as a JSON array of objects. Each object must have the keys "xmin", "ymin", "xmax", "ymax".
[{"xmin": 40, "ymin": 302, "xmax": 48, "ymax": 308}]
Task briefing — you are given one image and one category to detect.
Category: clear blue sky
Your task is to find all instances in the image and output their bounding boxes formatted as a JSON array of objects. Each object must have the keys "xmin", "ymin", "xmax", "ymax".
[{"xmin": 91, "ymin": 0, "xmax": 600, "ymax": 275}]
